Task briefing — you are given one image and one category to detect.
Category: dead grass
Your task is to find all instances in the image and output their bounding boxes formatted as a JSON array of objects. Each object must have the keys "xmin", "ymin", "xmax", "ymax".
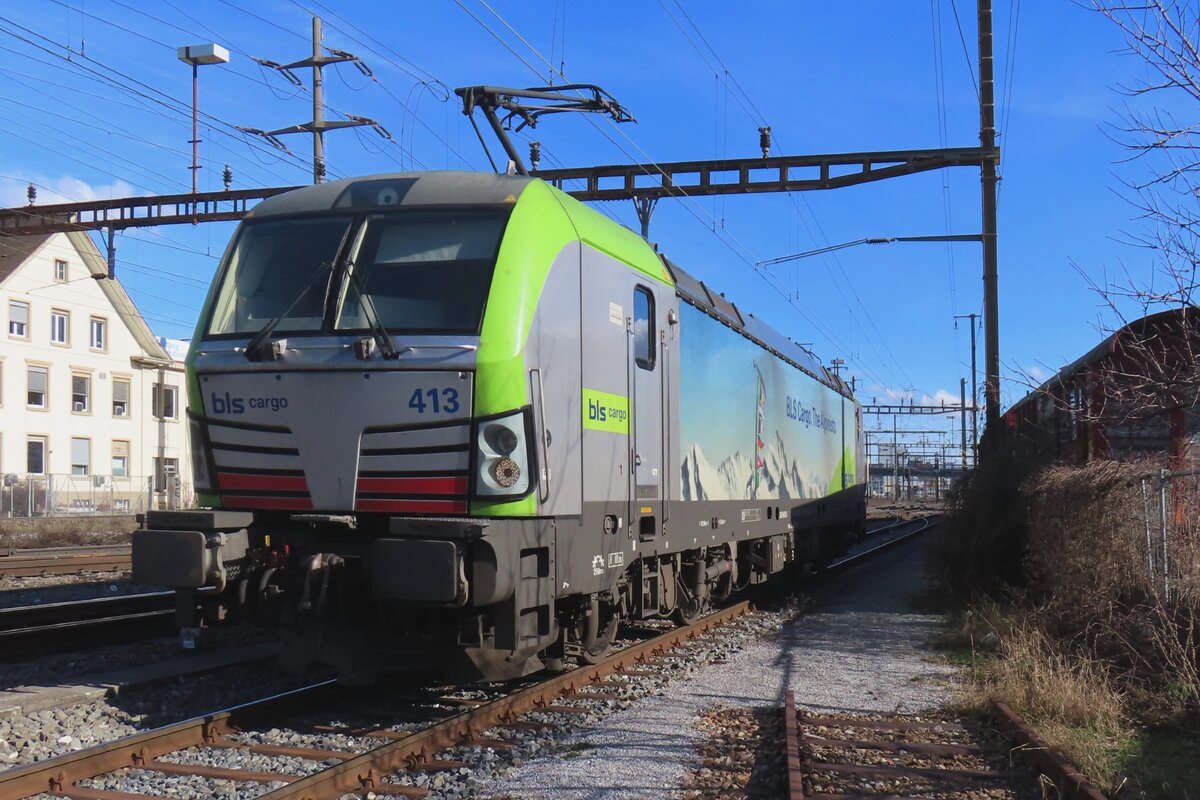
[
  {"xmin": 0, "ymin": 517, "xmax": 136, "ymax": 549},
  {"xmin": 941, "ymin": 457, "xmax": 1200, "ymax": 795},
  {"xmin": 953, "ymin": 612, "xmax": 1132, "ymax": 792}
]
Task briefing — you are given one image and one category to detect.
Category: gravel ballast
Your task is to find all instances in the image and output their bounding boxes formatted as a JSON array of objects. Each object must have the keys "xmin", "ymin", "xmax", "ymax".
[{"xmin": 471, "ymin": 537, "xmax": 955, "ymax": 800}]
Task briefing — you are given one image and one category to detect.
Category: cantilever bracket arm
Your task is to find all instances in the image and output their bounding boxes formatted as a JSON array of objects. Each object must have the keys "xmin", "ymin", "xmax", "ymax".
[{"xmin": 455, "ymin": 84, "xmax": 634, "ymax": 175}]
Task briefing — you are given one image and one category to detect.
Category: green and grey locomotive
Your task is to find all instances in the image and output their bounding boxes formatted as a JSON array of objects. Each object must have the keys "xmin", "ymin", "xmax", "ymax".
[{"xmin": 132, "ymin": 171, "xmax": 866, "ymax": 682}]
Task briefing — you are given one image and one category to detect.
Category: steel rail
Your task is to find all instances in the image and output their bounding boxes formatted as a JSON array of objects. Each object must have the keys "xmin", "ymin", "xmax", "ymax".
[
  {"xmin": 825, "ymin": 515, "xmax": 937, "ymax": 573},
  {"xmin": 0, "ymin": 603, "xmax": 751, "ymax": 800},
  {"xmin": 0, "ymin": 592, "xmax": 176, "ymax": 654},
  {"xmin": 256, "ymin": 601, "xmax": 753, "ymax": 799},
  {"xmin": 0, "ymin": 681, "xmax": 338, "ymax": 800}
]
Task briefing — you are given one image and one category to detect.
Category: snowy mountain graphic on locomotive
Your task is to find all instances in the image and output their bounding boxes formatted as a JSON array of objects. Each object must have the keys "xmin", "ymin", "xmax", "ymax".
[{"xmin": 131, "ymin": 172, "xmax": 866, "ymax": 683}]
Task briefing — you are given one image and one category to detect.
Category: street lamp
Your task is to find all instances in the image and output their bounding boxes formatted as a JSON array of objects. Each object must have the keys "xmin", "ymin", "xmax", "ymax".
[{"xmin": 177, "ymin": 43, "xmax": 230, "ymax": 195}]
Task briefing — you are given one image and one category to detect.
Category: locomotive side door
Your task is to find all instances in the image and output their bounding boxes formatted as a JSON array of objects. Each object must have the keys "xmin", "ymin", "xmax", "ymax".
[{"xmin": 630, "ymin": 283, "xmax": 665, "ymax": 545}]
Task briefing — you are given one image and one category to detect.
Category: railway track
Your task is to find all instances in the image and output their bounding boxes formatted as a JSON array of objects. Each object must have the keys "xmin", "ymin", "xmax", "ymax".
[
  {"xmin": 0, "ymin": 516, "xmax": 940, "ymax": 798},
  {"xmin": 0, "ymin": 591, "xmax": 175, "ymax": 657},
  {"xmin": 0, "ymin": 601, "xmax": 755, "ymax": 800},
  {"xmin": 0, "ymin": 545, "xmax": 131, "ymax": 578},
  {"xmin": 784, "ymin": 690, "xmax": 1107, "ymax": 799}
]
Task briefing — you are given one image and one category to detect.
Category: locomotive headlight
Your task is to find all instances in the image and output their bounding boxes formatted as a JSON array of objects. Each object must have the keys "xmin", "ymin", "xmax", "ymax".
[
  {"xmin": 474, "ymin": 409, "xmax": 533, "ymax": 499},
  {"xmin": 187, "ymin": 413, "xmax": 215, "ymax": 493}
]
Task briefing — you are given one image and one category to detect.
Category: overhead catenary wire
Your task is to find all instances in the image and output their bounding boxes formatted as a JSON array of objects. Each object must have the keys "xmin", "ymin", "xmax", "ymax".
[{"xmin": 452, "ymin": 1, "xmax": 907, "ymax": 394}]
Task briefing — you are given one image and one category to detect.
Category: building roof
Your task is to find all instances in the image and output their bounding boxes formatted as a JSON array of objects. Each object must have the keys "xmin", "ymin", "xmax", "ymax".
[
  {"xmin": 1006, "ymin": 306, "xmax": 1199, "ymax": 417},
  {"xmin": 0, "ymin": 233, "xmax": 52, "ymax": 285},
  {"xmin": 0, "ymin": 230, "xmax": 172, "ymax": 363}
]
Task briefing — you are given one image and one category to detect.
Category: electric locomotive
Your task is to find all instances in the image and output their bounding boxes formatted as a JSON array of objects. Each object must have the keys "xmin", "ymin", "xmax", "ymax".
[{"xmin": 132, "ymin": 171, "xmax": 866, "ymax": 682}]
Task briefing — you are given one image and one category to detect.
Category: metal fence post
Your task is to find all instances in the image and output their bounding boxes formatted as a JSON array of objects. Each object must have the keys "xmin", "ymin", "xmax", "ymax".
[{"xmin": 1158, "ymin": 468, "xmax": 1170, "ymax": 602}]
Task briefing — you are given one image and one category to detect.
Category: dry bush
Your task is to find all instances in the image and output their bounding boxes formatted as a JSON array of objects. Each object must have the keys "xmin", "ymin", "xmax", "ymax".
[
  {"xmin": 1023, "ymin": 460, "xmax": 1154, "ymax": 620},
  {"xmin": 930, "ymin": 451, "xmax": 1030, "ymax": 600}
]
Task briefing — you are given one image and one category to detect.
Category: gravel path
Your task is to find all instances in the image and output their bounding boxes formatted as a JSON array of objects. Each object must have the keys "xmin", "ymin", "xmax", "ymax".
[{"xmin": 473, "ymin": 537, "xmax": 956, "ymax": 800}]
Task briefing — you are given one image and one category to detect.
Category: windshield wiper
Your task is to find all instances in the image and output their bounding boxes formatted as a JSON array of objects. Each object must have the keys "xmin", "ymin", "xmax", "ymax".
[
  {"xmin": 244, "ymin": 260, "xmax": 332, "ymax": 361},
  {"xmin": 343, "ymin": 260, "xmax": 399, "ymax": 359}
]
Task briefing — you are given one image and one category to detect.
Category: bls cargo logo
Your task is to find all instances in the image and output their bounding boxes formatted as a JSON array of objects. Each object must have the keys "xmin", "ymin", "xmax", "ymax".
[
  {"xmin": 210, "ymin": 392, "xmax": 289, "ymax": 414},
  {"xmin": 583, "ymin": 388, "xmax": 629, "ymax": 434}
]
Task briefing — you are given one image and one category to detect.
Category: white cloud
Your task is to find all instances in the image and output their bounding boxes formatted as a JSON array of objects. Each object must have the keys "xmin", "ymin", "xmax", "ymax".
[
  {"xmin": 922, "ymin": 388, "xmax": 960, "ymax": 406},
  {"xmin": 1027, "ymin": 365, "xmax": 1047, "ymax": 381},
  {"xmin": 1, "ymin": 172, "xmax": 138, "ymax": 208}
]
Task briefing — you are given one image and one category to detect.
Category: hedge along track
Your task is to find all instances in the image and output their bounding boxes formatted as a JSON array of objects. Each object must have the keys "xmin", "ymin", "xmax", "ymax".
[{"xmin": 0, "ymin": 601, "xmax": 753, "ymax": 800}]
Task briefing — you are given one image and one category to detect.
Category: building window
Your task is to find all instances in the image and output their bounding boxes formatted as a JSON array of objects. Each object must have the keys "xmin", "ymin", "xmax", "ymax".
[
  {"xmin": 27, "ymin": 436, "xmax": 46, "ymax": 474},
  {"xmin": 113, "ymin": 378, "xmax": 130, "ymax": 417},
  {"xmin": 153, "ymin": 383, "xmax": 178, "ymax": 419},
  {"xmin": 71, "ymin": 437, "xmax": 90, "ymax": 476},
  {"xmin": 54, "ymin": 259, "xmax": 67, "ymax": 282},
  {"xmin": 89, "ymin": 317, "xmax": 107, "ymax": 350},
  {"xmin": 27, "ymin": 366, "xmax": 47, "ymax": 408},
  {"xmin": 111, "ymin": 440, "xmax": 130, "ymax": 477},
  {"xmin": 154, "ymin": 457, "xmax": 179, "ymax": 491},
  {"xmin": 72, "ymin": 374, "xmax": 90, "ymax": 413},
  {"xmin": 50, "ymin": 309, "xmax": 69, "ymax": 345},
  {"xmin": 9, "ymin": 300, "xmax": 28, "ymax": 338}
]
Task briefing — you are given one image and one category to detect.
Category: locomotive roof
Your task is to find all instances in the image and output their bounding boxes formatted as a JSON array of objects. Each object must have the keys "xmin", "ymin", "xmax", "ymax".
[
  {"xmin": 242, "ymin": 170, "xmax": 850, "ymax": 399},
  {"xmin": 246, "ymin": 171, "xmax": 534, "ymax": 218}
]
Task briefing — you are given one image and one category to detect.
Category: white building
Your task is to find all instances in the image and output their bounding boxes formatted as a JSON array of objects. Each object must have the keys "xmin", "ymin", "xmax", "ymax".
[{"xmin": 0, "ymin": 230, "xmax": 193, "ymax": 515}]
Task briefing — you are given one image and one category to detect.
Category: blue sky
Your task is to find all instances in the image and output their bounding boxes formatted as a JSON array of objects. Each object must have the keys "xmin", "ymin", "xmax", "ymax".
[{"xmin": 0, "ymin": 1, "xmax": 1171, "ymax": 445}]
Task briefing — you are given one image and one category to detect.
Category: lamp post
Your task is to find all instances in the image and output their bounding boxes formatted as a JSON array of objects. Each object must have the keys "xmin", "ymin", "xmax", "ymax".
[{"xmin": 177, "ymin": 44, "xmax": 230, "ymax": 195}]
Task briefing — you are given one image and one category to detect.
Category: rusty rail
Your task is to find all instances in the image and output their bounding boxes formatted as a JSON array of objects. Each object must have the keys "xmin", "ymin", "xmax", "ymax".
[
  {"xmin": 784, "ymin": 691, "xmax": 1108, "ymax": 799},
  {"xmin": 991, "ymin": 699, "xmax": 1108, "ymax": 800},
  {"xmin": 0, "ymin": 546, "xmax": 131, "ymax": 577},
  {"xmin": 0, "ymin": 601, "xmax": 752, "ymax": 800}
]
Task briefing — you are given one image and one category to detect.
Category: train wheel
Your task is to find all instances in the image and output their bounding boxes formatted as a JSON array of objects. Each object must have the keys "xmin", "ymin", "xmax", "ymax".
[
  {"xmin": 579, "ymin": 595, "xmax": 622, "ymax": 664},
  {"xmin": 671, "ymin": 576, "xmax": 708, "ymax": 626}
]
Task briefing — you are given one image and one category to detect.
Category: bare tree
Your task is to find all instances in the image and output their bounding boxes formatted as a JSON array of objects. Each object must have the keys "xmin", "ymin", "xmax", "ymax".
[{"xmin": 1095, "ymin": 1, "xmax": 1200, "ymax": 310}]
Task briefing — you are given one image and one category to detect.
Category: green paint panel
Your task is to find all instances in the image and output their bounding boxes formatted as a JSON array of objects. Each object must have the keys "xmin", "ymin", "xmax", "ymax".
[
  {"xmin": 551, "ymin": 190, "xmax": 673, "ymax": 286},
  {"xmin": 583, "ymin": 388, "xmax": 630, "ymax": 433}
]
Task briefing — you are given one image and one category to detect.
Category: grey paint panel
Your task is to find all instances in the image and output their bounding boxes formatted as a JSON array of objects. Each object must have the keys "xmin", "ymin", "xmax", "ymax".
[
  {"xmin": 249, "ymin": 171, "xmax": 533, "ymax": 218},
  {"xmin": 207, "ymin": 425, "xmax": 299, "ymax": 449},
  {"xmin": 525, "ymin": 243, "xmax": 583, "ymax": 517},
  {"xmin": 579, "ymin": 246, "xmax": 632, "ymax": 508},
  {"xmin": 361, "ymin": 424, "xmax": 470, "ymax": 450},
  {"xmin": 200, "ymin": 370, "xmax": 473, "ymax": 509},
  {"xmin": 210, "ymin": 448, "xmax": 303, "ymax": 471},
  {"xmin": 359, "ymin": 451, "xmax": 469, "ymax": 472}
]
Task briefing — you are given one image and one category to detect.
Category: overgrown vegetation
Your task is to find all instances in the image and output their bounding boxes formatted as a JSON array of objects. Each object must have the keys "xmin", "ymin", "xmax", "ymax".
[
  {"xmin": 0, "ymin": 516, "xmax": 136, "ymax": 549},
  {"xmin": 935, "ymin": 458, "xmax": 1200, "ymax": 798}
]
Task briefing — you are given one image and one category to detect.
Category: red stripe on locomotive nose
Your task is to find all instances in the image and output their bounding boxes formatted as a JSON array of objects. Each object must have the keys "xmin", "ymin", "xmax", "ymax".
[
  {"xmin": 222, "ymin": 496, "xmax": 315, "ymax": 511},
  {"xmin": 355, "ymin": 498, "xmax": 468, "ymax": 513},
  {"xmin": 354, "ymin": 476, "xmax": 468, "ymax": 495},
  {"xmin": 217, "ymin": 473, "xmax": 310, "ymax": 492}
]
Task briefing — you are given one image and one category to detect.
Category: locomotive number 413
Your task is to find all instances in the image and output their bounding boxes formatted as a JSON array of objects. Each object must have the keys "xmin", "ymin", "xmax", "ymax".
[{"xmin": 407, "ymin": 387, "xmax": 461, "ymax": 414}]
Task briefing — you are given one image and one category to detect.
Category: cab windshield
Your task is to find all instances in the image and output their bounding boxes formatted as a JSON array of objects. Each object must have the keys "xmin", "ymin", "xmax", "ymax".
[
  {"xmin": 205, "ymin": 210, "xmax": 507, "ymax": 338},
  {"xmin": 206, "ymin": 216, "xmax": 350, "ymax": 336},
  {"xmin": 335, "ymin": 211, "xmax": 506, "ymax": 334}
]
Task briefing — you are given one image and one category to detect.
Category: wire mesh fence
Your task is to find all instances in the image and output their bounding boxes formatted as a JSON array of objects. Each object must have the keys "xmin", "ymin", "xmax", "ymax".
[
  {"xmin": 0, "ymin": 474, "xmax": 159, "ymax": 518},
  {"xmin": 1139, "ymin": 468, "xmax": 1200, "ymax": 605}
]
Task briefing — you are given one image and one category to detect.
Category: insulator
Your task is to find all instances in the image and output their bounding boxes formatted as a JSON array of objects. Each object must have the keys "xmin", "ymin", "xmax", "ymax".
[
  {"xmin": 223, "ymin": 165, "xmax": 233, "ymax": 191},
  {"xmin": 758, "ymin": 126, "xmax": 771, "ymax": 158},
  {"xmin": 26, "ymin": 183, "xmax": 36, "ymax": 205},
  {"xmin": 529, "ymin": 141, "xmax": 541, "ymax": 172}
]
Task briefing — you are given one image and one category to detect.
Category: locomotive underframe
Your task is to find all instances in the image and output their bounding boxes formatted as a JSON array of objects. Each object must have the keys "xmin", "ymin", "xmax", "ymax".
[{"xmin": 134, "ymin": 485, "xmax": 863, "ymax": 682}]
